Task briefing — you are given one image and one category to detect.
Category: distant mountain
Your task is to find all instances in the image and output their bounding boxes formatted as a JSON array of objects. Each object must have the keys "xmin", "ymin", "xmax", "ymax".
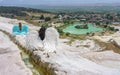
[
  {"xmin": 85, "ymin": 3, "xmax": 120, "ymax": 6},
  {"xmin": 18, "ymin": 4, "xmax": 120, "ymax": 13},
  {"xmin": 0, "ymin": 0, "xmax": 120, "ymax": 7},
  {"xmin": 0, "ymin": 2, "xmax": 120, "ymax": 13}
]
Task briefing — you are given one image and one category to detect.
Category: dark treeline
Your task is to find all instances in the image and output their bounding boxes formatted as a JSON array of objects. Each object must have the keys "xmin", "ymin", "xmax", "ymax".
[{"xmin": 0, "ymin": 6, "xmax": 50, "ymax": 17}]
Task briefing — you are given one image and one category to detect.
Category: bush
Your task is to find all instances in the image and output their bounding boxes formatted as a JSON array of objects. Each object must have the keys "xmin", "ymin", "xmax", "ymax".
[
  {"xmin": 45, "ymin": 17, "xmax": 51, "ymax": 22},
  {"xmin": 75, "ymin": 24, "xmax": 88, "ymax": 29},
  {"xmin": 57, "ymin": 29, "xmax": 63, "ymax": 34},
  {"xmin": 103, "ymin": 25, "xmax": 108, "ymax": 28},
  {"xmin": 95, "ymin": 22, "xmax": 100, "ymax": 25},
  {"xmin": 40, "ymin": 15, "xmax": 44, "ymax": 20},
  {"xmin": 66, "ymin": 33, "xmax": 70, "ymax": 36},
  {"xmin": 42, "ymin": 23, "xmax": 49, "ymax": 28},
  {"xmin": 115, "ymin": 29, "xmax": 119, "ymax": 32},
  {"xmin": 86, "ymin": 32, "xmax": 90, "ymax": 35},
  {"xmin": 108, "ymin": 26, "xmax": 115, "ymax": 31},
  {"xmin": 53, "ymin": 15, "xmax": 58, "ymax": 19}
]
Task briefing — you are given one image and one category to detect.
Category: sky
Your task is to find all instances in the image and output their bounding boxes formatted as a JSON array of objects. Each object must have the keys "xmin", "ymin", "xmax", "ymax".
[{"xmin": 0, "ymin": 0, "xmax": 119, "ymax": 6}]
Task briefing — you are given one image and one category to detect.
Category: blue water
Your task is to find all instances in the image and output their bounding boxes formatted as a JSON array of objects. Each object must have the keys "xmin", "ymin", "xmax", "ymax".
[{"xmin": 12, "ymin": 24, "xmax": 29, "ymax": 35}]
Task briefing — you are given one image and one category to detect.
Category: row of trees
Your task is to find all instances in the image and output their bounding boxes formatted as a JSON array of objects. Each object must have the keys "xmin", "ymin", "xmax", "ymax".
[
  {"xmin": 95, "ymin": 21, "xmax": 119, "ymax": 32},
  {"xmin": 0, "ymin": 6, "xmax": 27, "ymax": 16}
]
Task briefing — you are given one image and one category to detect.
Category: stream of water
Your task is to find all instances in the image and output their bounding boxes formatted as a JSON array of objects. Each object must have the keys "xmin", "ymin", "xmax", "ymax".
[{"xmin": 20, "ymin": 50, "xmax": 45, "ymax": 75}]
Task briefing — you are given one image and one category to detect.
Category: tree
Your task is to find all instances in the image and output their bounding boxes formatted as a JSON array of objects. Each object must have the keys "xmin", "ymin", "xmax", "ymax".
[
  {"xmin": 40, "ymin": 15, "xmax": 44, "ymax": 20},
  {"xmin": 66, "ymin": 32, "xmax": 70, "ymax": 36},
  {"xmin": 115, "ymin": 29, "xmax": 119, "ymax": 32},
  {"xmin": 103, "ymin": 25, "xmax": 108, "ymax": 28},
  {"xmin": 11, "ymin": 14, "xmax": 15, "ymax": 18},
  {"xmin": 108, "ymin": 26, "xmax": 115, "ymax": 31},
  {"xmin": 86, "ymin": 32, "xmax": 90, "ymax": 36},
  {"xmin": 106, "ymin": 14, "xmax": 113, "ymax": 21},
  {"xmin": 70, "ymin": 21, "xmax": 74, "ymax": 24},
  {"xmin": 109, "ymin": 16, "xmax": 113, "ymax": 21},
  {"xmin": 57, "ymin": 28, "xmax": 63, "ymax": 34},
  {"xmin": 106, "ymin": 14, "xmax": 110, "ymax": 19},
  {"xmin": 92, "ymin": 33, "xmax": 95, "ymax": 36},
  {"xmin": 106, "ymin": 21, "xmax": 109, "ymax": 25},
  {"xmin": 45, "ymin": 17, "xmax": 51, "ymax": 22},
  {"xmin": 53, "ymin": 15, "xmax": 58, "ymax": 19},
  {"xmin": 95, "ymin": 22, "xmax": 100, "ymax": 25},
  {"xmin": 32, "ymin": 16, "xmax": 35, "ymax": 19}
]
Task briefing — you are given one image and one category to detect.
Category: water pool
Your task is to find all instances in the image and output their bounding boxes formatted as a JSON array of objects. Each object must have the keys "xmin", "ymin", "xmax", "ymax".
[
  {"xmin": 12, "ymin": 24, "xmax": 29, "ymax": 35},
  {"xmin": 63, "ymin": 24, "xmax": 103, "ymax": 34}
]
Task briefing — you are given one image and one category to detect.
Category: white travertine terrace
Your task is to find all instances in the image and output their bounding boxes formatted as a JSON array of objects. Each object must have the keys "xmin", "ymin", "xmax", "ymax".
[
  {"xmin": 0, "ymin": 16, "xmax": 120, "ymax": 75},
  {"xmin": 0, "ymin": 32, "xmax": 32, "ymax": 75}
]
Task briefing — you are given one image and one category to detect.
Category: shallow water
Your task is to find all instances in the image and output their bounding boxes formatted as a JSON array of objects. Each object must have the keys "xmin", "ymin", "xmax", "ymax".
[
  {"xmin": 12, "ymin": 24, "xmax": 29, "ymax": 35},
  {"xmin": 20, "ymin": 50, "xmax": 44, "ymax": 75},
  {"xmin": 63, "ymin": 24, "xmax": 103, "ymax": 34}
]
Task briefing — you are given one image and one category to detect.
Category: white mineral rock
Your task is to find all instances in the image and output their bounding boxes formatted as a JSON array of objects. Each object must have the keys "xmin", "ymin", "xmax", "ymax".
[
  {"xmin": 0, "ymin": 32, "xmax": 32, "ymax": 75},
  {"xmin": 43, "ymin": 27, "xmax": 59, "ymax": 53},
  {"xmin": 0, "ymin": 17, "xmax": 120, "ymax": 75},
  {"xmin": 26, "ymin": 30, "xmax": 43, "ymax": 51}
]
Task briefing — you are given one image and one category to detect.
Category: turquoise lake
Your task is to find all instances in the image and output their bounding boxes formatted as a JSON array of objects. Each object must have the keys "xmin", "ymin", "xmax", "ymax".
[{"xmin": 63, "ymin": 24, "xmax": 103, "ymax": 34}]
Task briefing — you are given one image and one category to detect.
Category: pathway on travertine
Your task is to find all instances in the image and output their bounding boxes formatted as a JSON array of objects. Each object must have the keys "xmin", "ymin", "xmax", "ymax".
[{"xmin": 0, "ymin": 32, "xmax": 32, "ymax": 75}]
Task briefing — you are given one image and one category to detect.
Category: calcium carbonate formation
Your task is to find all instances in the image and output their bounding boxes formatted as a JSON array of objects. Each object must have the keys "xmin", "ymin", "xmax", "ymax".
[{"xmin": 26, "ymin": 27, "xmax": 59, "ymax": 53}]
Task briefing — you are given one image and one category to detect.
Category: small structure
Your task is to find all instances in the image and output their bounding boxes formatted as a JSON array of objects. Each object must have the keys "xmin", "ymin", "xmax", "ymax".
[{"xmin": 112, "ymin": 22, "xmax": 120, "ymax": 25}]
